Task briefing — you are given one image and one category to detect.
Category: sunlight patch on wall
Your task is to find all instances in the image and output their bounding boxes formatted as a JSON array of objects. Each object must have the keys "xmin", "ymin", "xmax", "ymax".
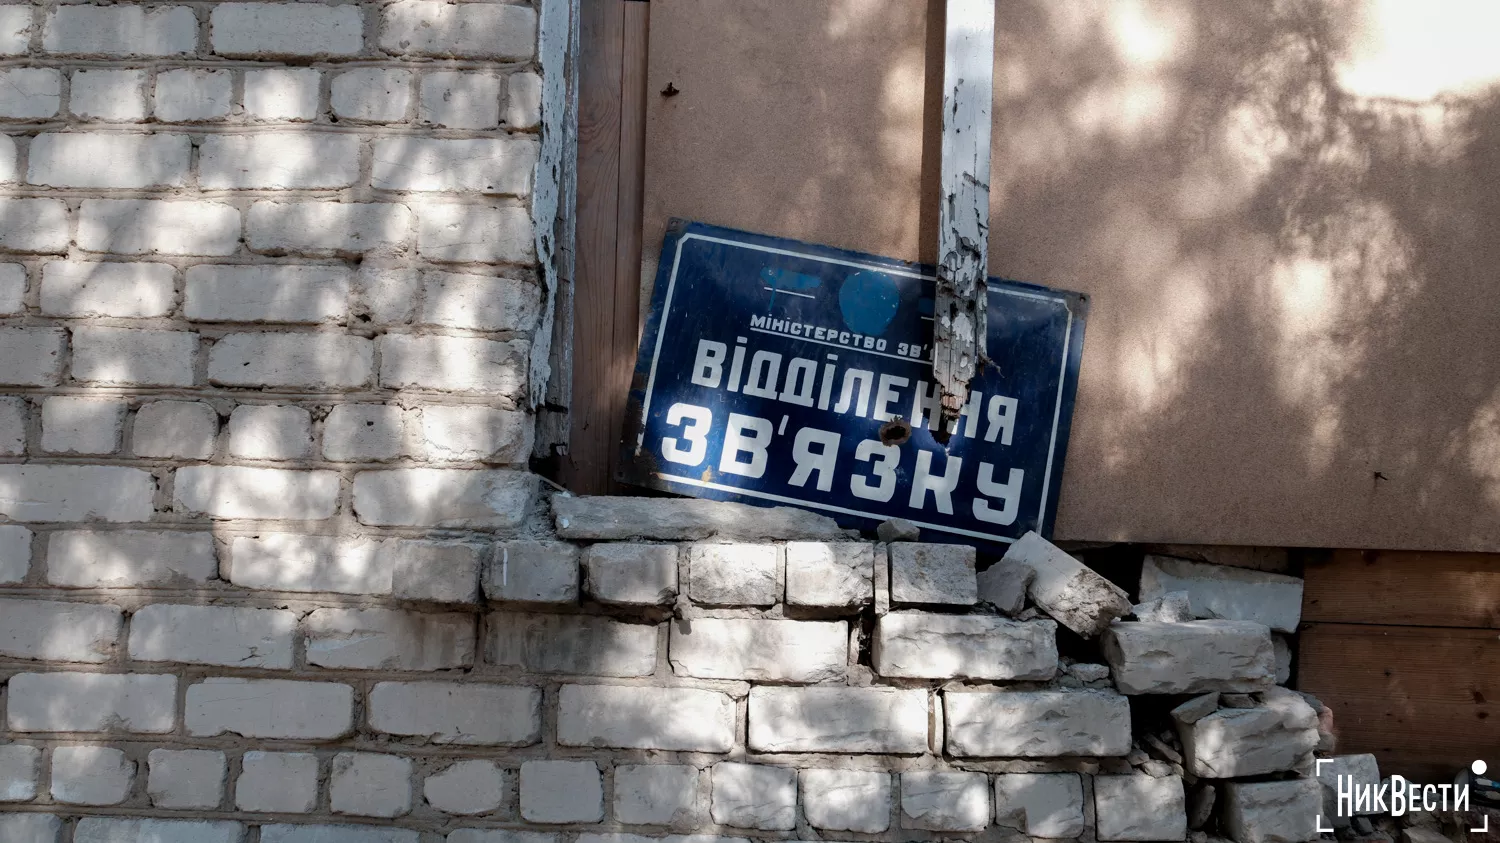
[{"xmin": 1339, "ymin": 0, "xmax": 1500, "ymax": 100}]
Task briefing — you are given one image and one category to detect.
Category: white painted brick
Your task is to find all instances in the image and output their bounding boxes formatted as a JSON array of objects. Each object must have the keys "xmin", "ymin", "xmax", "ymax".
[
  {"xmin": 993, "ymin": 773, "xmax": 1086, "ymax": 838},
  {"xmin": 521, "ymin": 760, "xmax": 602, "ymax": 824},
  {"xmin": 200, "ymin": 133, "xmax": 361, "ymax": 189},
  {"xmin": 554, "ymin": 495, "xmax": 853, "ymax": 542},
  {"xmin": 0, "ymin": 597, "xmax": 121, "ymax": 662},
  {"xmin": 381, "ymin": 1, "xmax": 536, "ymax": 60},
  {"xmin": 323, "ymin": 404, "xmax": 405, "ymax": 461},
  {"xmin": 228, "ymin": 405, "xmax": 313, "ymax": 460},
  {"xmin": 263, "ymin": 826, "xmax": 419, "ymax": 843},
  {"xmin": 0, "ymin": 327, "xmax": 64, "ymax": 386},
  {"xmin": 487, "ymin": 541, "xmax": 579, "ymax": 604},
  {"xmin": 875, "ymin": 613, "xmax": 1057, "ymax": 680},
  {"xmin": 230, "ymin": 534, "xmax": 482, "ymax": 603},
  {"xmin": 44, "ymin": 5, "xmax": 196, "ymax": 56},
  {"xmin": 187, "ymin": 677, "xmax": 354, "ymax": 739},
  {"xmin": 132, "ymin": 401, "xmax": 219, "ymax": 460},
  {"xmin": 40, "ymin": 261, "xmax": 175, "ymax": 318},
  {"xmin": 208, "ymin": 332, "xmax": 373, "ymax": 388},
  {"xmin": 70, "ymin": 69, "xmax": 148, "ymax": 121},
  {"xmin": 712, "ymin": 763, "xmax": 795, "ymax": 830},
  {"xmin": 901, "ymin": 771, "xmax": 990, "ymax": 832},
  {"xmin": 945, "ymin": 689, "xmax": 1133, "ymax": 757},
  {"xmin": 1103, "ymin": 620, "xmax": 1276, "ymax": 694},
  {"xmin": 175, "ymin": 466, "xmax": 339, "ymax": 520},
  {"xmin": 51, "ymin": 746, "xmax": 133, "ymax": 806},
  {"xmin": 331, "ymin": 753, "xmax": 411, "ymax": 818},
  {"xmin": 489, "ymin": 614, "xmax": 657, "ymax": 677},
  {"xmin": 0, "ymin": 6, "xmax": 31, "ymax": 56},
  {"xmin": 354, "ymin": 251, "xmax": 419, "ymax": 323},
  {"xmin": 0, "ymin": 465, "xmax": 155, "ymax": 522},
  {"xmin": 1096, "ymin": 775, "xmax": 1188, "ymax": 842},
  {"xmin": 1141, "ymin": 555, "xmax": 1305, "ymax": 633},
  {"xmin": 78, "ymin": 199, "xmax": 240, "ymax": 256},
  {"xmin": 368, "ymin": 681, "xmax": 541, "ymax": 746},
  {"xmin": 244, "ymin": 68, "xmax": 321, "ymax": 121},
  {"xmin": 582, "ymin": 544, "xmax": 677, "ymax": 606},
  {"xmin": 0, "ymin": 814, "xmax": 61, "ymax": 841},
  {"xmin": 802, "ymin": 769, "xmax": 891, "ymax": 833},
  {"xmin": 211, "ymin": 3, "xmax": 364, "ymax": 58},
  {"xmin": 236, "ymin": 751, "xmax": 318, "ymax": 813},
  {"xmin": 373, "ymin": 138, "xmax": 537, "ymax": 194},
  {"xmin": 891, "ymin": 541, "xmax": 978, "ymax": 605},
  {"xmin": 0, "ymin": 135, "xmax": 14, "ymax": 182},
  {"xmin": 416, "ymin": 203, "xmax": 535, "ymax": 263},
  {"xmin": 748, "ymin": 686, "xmax": 930, "ymax": 753},
  {"xmin": 7, "ymin": 672, "xmax": 176, "ymax": 732},
  {"xmin": 72, "ymin": 327, "xmax": 197, "ymax": 387},
  {"xmin": 0, "ymin": 744, "xmax": 40, "ymax": 802},
  {"xmin": 0, "ymin": 198, "xmax": 69, "ymax": 253},
  {"xmin": 0, "ymin": 524, "xmax": 30, "ymax": 583},
  {"xmin": 76, "ymin": 819, "xmax": 244, "ymax": 843},
  {"xmin": 421, "ymin": 72, "xmax": 501, "ymax": 129},
  {"xmin": 670, "ymin": 618, "xmax": 847, "ymax": 682},
  {"xmin": 29, "ymin": 132, "xmax": 190, "ymax": 188},
  {"xmin": 249, "ymin": 202, "xmax": 414, "ymax": 256},
  {"xmin": 424, "ymin": 760, "xmax": 504, "ymax": 816},
  {"xmin": 557, "ymin": 684, "xmax": 735, "ymax": 752},
  {"xmin": 420, "ymin": 405, "xmax": 530, "ymax": 463},
  {"xmin": 130, "ymin": 603, "xmax": 296, "ymax": 668},
  {"xmin": 155, "ymin": 69, "xmax": 233, "ymax": 121},
  {"xmin": 48, "ymin": 530, "xmax": 217, "ymax": 587},
  {"xmin": 353, "ymin": 468, "xmax": 533, "ymax": 528},
  {"xmin": 40, "ymin": 396, "xmax": 126, "ymax": 455},
  {"xmin": 379, "ymin": 334, "xmax": 528, "ymax": 394},
  {"xmin": 147, "ymin": 749, "xmax": 226, "ymax": 809},
  {"xmin": 690, "ymin": 543, "xmax": 779, "ymax": 606},
  {"xmin": 0, "ymin": 264, "xmax": 23, "ymax": 314},
  {"xmin": 615, "ymin": 764, "xmax": 701, "ymax": 826},
  {"xmin": 0, "ymin": 396, "xmax": 23, "ymax": 456},
  {"xmin": 306, "ymin": 607, "xmax": 474, "ymax": 670},
  {"xmin": 420, "ymin": 271, "xmax": 540, "ymax": 332},
  {"xmin": 506, "ymin": 71, "xmax": 543, "ymax": 129},
  {"xmin": 333, "ymin": 69, "xmax": 412, "ymax": 122},
  {"xmin": 0, "ymin": 68, "xmax": 60, "ymax": 118},
  {"xmin": 785, "ymin": 541, "xmax": 873, "ymax": 608}
]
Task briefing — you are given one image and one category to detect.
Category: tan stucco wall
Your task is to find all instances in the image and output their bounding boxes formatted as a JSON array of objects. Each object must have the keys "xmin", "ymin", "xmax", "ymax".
[{"xmin": 640, "ymin": 0, "xmax": 1500, "ymax": 551}]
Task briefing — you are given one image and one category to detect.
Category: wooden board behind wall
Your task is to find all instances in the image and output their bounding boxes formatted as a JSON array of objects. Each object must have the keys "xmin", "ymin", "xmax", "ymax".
[
  {"xmin": 1300, "ymin": 550, "xmax": 1500, "ymax": 782},
  {"xmin": 563, "ymin": 0, "xmax": 648, "ymax": 494}
]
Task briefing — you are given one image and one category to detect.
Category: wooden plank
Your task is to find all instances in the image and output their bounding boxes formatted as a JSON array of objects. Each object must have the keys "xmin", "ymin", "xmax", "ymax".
[
  {"xmin": 933, "ymin": 0, "xmax": 993, "ymax": 420},
  {"xmin": 608, "ymin": 1, "xmax": 649, "ymax": 487},
  {"xmin": 1299, "ymin": 622, "xmax": 1500, "ymax": 782},
  {"xmin": 563, "ymin": 0, "xmax": 625, "ymax": 494},
  {"xmin": 1304, "ymin": 549, "xmax": 1500, "ymax": 628}
]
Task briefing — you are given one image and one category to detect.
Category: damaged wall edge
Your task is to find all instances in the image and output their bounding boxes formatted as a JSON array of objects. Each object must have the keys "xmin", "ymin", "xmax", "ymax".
[{"xmin": 530, "ymin": 0, "xmax": 581, "ymax": 455}]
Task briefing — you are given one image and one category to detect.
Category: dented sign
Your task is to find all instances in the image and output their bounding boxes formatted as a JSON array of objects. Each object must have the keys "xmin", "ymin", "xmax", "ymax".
[{"xmin": 620, "ymin": 219, "xmax": 1087, "ymax": 547}]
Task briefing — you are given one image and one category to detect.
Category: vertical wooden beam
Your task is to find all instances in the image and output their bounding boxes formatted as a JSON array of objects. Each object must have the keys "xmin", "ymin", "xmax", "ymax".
[
  {"xmin": 934, "ymin": 0, "xmax": 994, "ymax": 420},
  {"xmin": 610, "ymin": 1, "xmax": 649, "ymax": 487},
  {"xmin": 563, "ymin": 0, "xmax": 624, "ymax": 494}
]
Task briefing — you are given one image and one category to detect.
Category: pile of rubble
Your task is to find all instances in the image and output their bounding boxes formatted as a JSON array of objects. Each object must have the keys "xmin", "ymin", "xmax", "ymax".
[{"xmin": 989, "ymin": 531, "xmax": 1474, "ymax": 843}]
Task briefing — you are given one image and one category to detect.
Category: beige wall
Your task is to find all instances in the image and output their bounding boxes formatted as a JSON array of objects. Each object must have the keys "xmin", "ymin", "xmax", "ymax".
[{"xmin": 641, "ymin": 0, "xmax": 1500, "ymax": 551}]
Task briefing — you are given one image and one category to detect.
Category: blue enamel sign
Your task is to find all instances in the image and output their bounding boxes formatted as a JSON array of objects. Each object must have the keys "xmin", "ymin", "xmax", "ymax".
[{"xmin": 619, "ymin": 219, "xmax": 1087, "ymax": 548}]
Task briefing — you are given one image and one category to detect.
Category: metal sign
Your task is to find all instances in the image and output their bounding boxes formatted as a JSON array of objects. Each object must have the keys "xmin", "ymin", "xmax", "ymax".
[{"xmin": 620, "ymin": 219, "xmax": 1087, "ymax": 548}]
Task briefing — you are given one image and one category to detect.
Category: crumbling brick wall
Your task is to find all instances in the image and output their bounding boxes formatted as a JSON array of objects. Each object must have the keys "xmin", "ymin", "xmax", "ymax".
[{"xmin": 1, "ymin": 485, "xmax": 1329, "ymax": 841}]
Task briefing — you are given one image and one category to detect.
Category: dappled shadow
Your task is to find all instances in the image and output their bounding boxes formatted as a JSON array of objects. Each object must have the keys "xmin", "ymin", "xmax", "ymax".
[{"xmin": 642, "ymin": 0, "xmax": 1500, "ymax": 551}]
